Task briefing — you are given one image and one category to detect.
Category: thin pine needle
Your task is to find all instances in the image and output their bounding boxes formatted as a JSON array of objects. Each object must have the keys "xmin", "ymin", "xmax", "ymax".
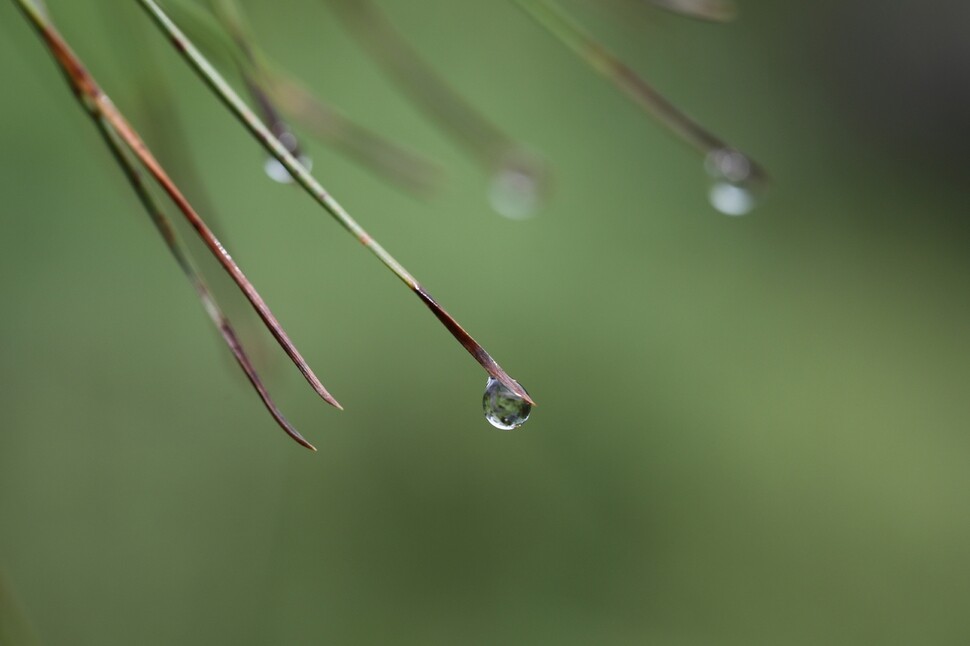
[
  {"xmin": 13, "ymin": 0, "xmax": 341, "ymax": 417},
  {"xmin": 94, "ymin": 116, "xmax": 316, "ymax": 450}
]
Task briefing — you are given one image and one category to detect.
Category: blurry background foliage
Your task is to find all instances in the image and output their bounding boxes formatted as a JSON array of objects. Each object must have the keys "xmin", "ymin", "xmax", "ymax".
[{"xmin": 2, "ymin": 0, "xmax": 970, "ymax": 644}]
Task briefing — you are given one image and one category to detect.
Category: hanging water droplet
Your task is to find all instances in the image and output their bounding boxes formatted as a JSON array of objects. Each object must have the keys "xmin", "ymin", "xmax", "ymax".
[
  {"xmin": 708, "ymin": 181, "xmax": 756, "ymax": 216},
  {"xmin": 704, "ymin": 148, "xmax": 762, "ymax": 216},
  {"xmin": 488, "ymin": 149, "xmax": 546, "ymax": 219},
  {"xmin": 482, "ymin": 377, "xmax": 532, "ymax": 430},
  {"xmin": 489, "ymin": 165, "xmax": 540, "ymax": 219},
  {"xmin": 264, "ymin": 154, "xmax": 313, "ymax": 184},
  {"xmin": 264, "ymin": 132, "xmax": 311, "ymax": 184}
]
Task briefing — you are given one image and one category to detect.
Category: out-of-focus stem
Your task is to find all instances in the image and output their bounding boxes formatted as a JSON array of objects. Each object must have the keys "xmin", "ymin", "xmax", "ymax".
[
  {"xmin": 325, "ymin": 0, "xmax": 548, "ymax": 211},
  {"xmin": 211, "ymin": 0, "xmax": 308, "ymax": 166},
  {"xmin": 518, "ymin": 0, "xmax": 764, "ymax": 183},
  {"xmin": 648, "ymin": 0, "xmax": 737, "ymax": 22},
  {"xmin": 209, "ymin": 6, "xmax": 308, "ymax": 187},
  {"xmin": 165, "ymin": 0, "xmax": 441, "ymax": 195},
  {"xmin": 327, "ymin": 0, "xmax": 508, "ymax": 164},
  {"xmin": 265, "ymin": 73, "xmax": 441, "ymax": 195}
]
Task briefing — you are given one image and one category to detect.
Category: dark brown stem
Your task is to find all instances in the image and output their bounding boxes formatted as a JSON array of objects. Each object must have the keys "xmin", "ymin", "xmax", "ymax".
[{"xmin": 94, "ymin": 115, "xmax": 316, "ymax": 450}]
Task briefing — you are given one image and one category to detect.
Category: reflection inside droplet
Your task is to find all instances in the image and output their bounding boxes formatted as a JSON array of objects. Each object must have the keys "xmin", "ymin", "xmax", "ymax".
[{"xmin": 482, "ymin": 377, "xmax": 532, "ymax": 430}]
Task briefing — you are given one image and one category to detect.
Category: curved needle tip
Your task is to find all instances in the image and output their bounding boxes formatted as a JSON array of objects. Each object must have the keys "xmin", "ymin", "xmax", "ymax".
[
  {"xmin": 267, "ymin": 404, "xmax": 319, "ymax": 451},
  {"xmin": 282, "ymin": 423, "xmax": 317, "ymax": 451},
  {"xmin": 497, "ymin": 376, "xmax": 536, "ymax": 406},
  {"xmin": 509, "ymin": 380, "xmax": 537, "ymax": 407},
  {"xmin": 298, "ymin": 440, "xmax": 319, "ymax": 452},
  {"xmin": 413, "ymin": 285, "xmax": 536, "ymax": 407},
  {"xmin": 313, "ymin": 385, "xmax": 343, "ymax": 410}
]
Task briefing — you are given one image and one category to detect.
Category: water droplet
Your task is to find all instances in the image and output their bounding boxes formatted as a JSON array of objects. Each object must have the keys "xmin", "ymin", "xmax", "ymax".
[
  {"xmin": 482, "ymin": 377, "xmax": 532, "ymax": 430},
  {"xmin": 488, "ymin": 149, "xmax": 547, "ymax": 219},
  {"xmin": 264, "ymin": 132, "xmax": 311, "ymax": 184},
  {"xmin": 704, "ymin": 148, "xmax": 761, "ymax": 216},
  {"xmin": 264, "ymin": 154, "xmax": 313, "ymax": 184},
  {"xmin": 708, "ymin": 181, "xmax": 756, "ymax": 216},
  {"xmin": 489, "ymin": 166, "xmax": 540, "ymax": 219}
]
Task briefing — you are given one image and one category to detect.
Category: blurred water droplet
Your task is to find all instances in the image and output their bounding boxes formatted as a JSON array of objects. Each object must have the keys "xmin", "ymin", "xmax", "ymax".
[
  {"xmin": 704, "ymin": 148, "xmax": 761, "ymax": 216},
  {"xmin": 264, "ymin": 132, "xmax": 311, "ymax": 184},
  {"xmin": 708, "ymin": 181, "xmax": 756, "ymax": 216},
  {"xmin": 651, "ymin": 0, "xmax": 737, "ymax": 22},
  {"xmin": 488, "ymin": 148, "xmax": 547, "ymax": 219},
  {"xmin": 264, "ymin": 154, "xmax": 313, "ymax": 184},
  {"xmin": 488, "ymin": 166, "xmax": 540, "ymax": 219},
  {"xmin": 482, "ymin": 377, "xmax": 532, "ymax": 430}
]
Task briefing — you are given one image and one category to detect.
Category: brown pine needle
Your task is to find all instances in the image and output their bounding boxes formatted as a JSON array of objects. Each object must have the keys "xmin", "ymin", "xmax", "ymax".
[
  {"xmin": 14, "ymin": 0, "xmax": 341, "ymax": 423},
  {"xmin": 94, "ymin": 116, "xmax": 316, "ymax": 450}
]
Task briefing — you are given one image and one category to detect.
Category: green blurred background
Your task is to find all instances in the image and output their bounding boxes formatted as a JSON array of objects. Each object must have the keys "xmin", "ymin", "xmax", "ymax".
[{"xmin": 2, "ymin": 0, "xmax": 970, "ymax": 643}]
